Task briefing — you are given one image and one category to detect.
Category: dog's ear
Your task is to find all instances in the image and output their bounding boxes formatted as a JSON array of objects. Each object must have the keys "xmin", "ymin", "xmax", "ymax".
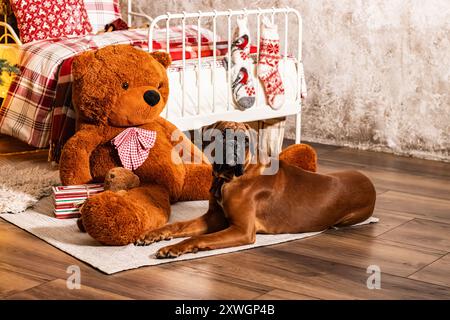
[
  {"xmin": 205, "ymin": 121, "xmax": 228, "ymax": 132},
  {"xmin": 203, "ymin": 121, "xmax": 227, "ymax": 142},
  {"xmin": 245, "ymin": 125, "xmax": 257, "ymax": 156},
  {"xmin": 203, "ymin": 122, "xmax": 217, "ymax": 132},
  {"xmin": 243, "ymin": 123, "xmax": 252, "ymax": 146},
  {"xmin": 234, "ymin": 164, "xmax": 245, "ymax": 177}
]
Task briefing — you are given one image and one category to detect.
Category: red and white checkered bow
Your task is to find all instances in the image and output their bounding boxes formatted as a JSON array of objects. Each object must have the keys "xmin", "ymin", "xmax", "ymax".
[{"xmin": 111, "ymin": 127, "xmax": 157, "ymax": 171}]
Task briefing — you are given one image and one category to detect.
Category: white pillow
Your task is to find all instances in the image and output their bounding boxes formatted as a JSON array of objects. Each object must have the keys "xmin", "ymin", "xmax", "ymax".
[{"xmin": 84, "ymin": 0, "xmax": 122, "ymax": 33}]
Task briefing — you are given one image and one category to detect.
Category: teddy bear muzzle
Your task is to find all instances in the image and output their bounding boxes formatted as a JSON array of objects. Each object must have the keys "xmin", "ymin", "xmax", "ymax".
[{"xmin": 143, "ymin": 90, "xmax": 160, "ymax": 107}]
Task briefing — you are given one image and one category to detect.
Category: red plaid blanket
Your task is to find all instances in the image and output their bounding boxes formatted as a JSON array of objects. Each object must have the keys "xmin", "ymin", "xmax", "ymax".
[{"xmin": 0, "ymin": 26, "xmax": 227, "ymax": 150}]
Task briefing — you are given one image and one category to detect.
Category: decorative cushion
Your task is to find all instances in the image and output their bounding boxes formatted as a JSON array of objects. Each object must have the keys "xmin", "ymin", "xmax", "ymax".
[
  {"xmin": 83, "ymin": 0, "xmax": 122, "ymax": 33},
  {"xmin": 11, "ymin": 0, "xmax": 93, "ymax": 44}
]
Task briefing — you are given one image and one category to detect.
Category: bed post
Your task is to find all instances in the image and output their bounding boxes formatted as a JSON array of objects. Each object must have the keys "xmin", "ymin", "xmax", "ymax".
[
  {"xmin": 295, "ymin": 112, "xmax": 301, "ymax": 144},
  {"xmin": 127, "ymin": 0, "xmax": 132, "ymax": 27},
  {"xmin": 292, "ymin": 7, "xmax": 303, "ymax": 144}
]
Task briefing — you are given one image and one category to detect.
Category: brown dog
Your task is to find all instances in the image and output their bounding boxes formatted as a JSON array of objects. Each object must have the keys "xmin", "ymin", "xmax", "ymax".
[{"xmin": 136, "ymin": 121, "xmax": 376, "ymax": 258}]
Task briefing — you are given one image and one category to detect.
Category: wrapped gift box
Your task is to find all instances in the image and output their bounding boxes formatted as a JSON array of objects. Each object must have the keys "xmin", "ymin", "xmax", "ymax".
[{"xmin": 52, "ymin": 184, "xmax": 104, "ymax": 219}]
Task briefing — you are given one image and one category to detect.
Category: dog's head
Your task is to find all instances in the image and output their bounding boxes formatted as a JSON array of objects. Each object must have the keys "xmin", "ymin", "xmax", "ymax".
[{"xmin": 204, "ymin": 121, "xmax": 255, "ymax": 180}]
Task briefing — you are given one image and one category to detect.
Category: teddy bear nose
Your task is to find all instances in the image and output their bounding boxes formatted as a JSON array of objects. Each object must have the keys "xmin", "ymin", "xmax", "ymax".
[{"xmin": 143, "ymin": 90, "xmax": 160, "ymax": 107}]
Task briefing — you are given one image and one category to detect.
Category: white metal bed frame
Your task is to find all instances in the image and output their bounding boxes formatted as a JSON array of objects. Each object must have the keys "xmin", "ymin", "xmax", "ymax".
[
  {"xmin": 0, "ymin": 3, "xmax": 304, "ymax": 143},
  {"xmin": 127, "ymin": 4, "xmax": 304, "ymax": 143}
]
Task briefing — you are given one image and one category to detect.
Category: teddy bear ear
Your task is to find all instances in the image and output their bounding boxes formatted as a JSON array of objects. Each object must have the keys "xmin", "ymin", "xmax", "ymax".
[
  {"xmin": 150, "ymin": 51, "xmax": 172, "ymax": 69},
  {"xmin": 72, "ymin": 51, "xmax": 96, "ymax": 81}
]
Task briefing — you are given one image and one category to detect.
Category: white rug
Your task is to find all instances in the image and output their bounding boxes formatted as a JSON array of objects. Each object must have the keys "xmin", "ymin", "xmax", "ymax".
[
  {"xmin": 0, "ymin": 195, "xmax": 378, "ymax": 274},
  {"xmin": 0, "ymin": 161, "xmax": 60, "ymax": 213}
]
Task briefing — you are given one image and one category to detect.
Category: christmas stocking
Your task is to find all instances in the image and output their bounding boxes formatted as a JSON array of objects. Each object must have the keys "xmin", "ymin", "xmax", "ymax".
[
  {"xmin": 258, "ymin": 17, "xmax": 285, "ymax": 110},
  {"xmin": 228, "ymin": 16, "xmax": 256, "ymax": 109}
]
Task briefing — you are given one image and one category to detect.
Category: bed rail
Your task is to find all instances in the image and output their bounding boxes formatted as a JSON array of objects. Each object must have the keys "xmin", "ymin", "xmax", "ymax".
[{"xmin": 130, "ymin": 4, "xmax": 304, "ymax": 143}]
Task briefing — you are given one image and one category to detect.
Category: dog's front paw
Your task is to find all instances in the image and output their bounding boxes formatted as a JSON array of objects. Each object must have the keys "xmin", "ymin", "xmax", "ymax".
[
  {"xmin": 135, "ymin": 230, "xmax": 172, "ymax": 246},
  {"xmin": 156, "ymin": 244, "xmax": 198, "ymax": 259}
]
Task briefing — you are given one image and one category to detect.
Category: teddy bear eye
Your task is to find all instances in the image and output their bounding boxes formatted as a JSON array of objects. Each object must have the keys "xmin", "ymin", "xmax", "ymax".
[{"xmin": 122, "ymin": 82, "xmax": 129, "ymax": 90}]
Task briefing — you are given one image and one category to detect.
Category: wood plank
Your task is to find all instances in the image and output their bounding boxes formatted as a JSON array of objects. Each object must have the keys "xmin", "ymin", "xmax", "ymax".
[
  {"xmin": 319, "ymin": 159, "xmax": 450, "ymax": 200},
  {"xmin": 409, "ymin": 254, "xmax": 450, "ymax": 288},
  {"xmin": 112, "ymin": 264, "xmax": 269, "ymax": 300},
  {"xmin": 318, "ymin": 158, "xmax": 367, "ymax": 173},
  {"xmin": 0, "ymin": 217, "xmax": 268, "ymax": 299},
  {"xmin": 376, "ymin": 191, "xmax": 450, "ymax": 224},
  {"xmin": 185, "ymin": 248, "xmax": 450, "ymax": 299},
  {"xmin": 256, "ymin": 289, "xmax": 318, "ymax": 300},
  {"xmin": 285, "ymin": 139, "xmax": 342, "ymax": 156},
  {"xmin": 366, "ymin": 169, "xmax": 450, "ymax": 201},
  {"xmin": 272, "ymin": 232, "xmax": 442, "ymax": 277},
  {"xmin": 0, "ymin": 219, "xmax": 211, "ymax": 299},
  {"xmin": 79, "ymin": 263, "xmax": 269, "ymax": 300},
  {"xmin": 349, "ymin": 208, "xmax": 413, "ymax": 238},
  {"xmin": 0, "ymin": 267, "xmax": 44, "ymax": 298},
  {"xmin": 0, "ymin": 134, "xmax": 39, "ymax": 154},
  {"xmin": 320, "ymin": 147, "xmax": 450, "ymax": 179},
  {"xmin": 5, "ymin": 279, "xmax": 130, "ymax": 300},
  {"xmin": 327, "ymin": 227, "xmax": 446, "ymax": 256},
  {"xmin": 2, "ymin": 141, "xmax": 450, "ymax": 299},
  {"xmin": 379, "ymin": 219, "xmax": 450, "ymax": 253},
  {"xmin": 0, "ymin": 219, "xmax": 106, "ymax": 281},
  {"xmin": 0, "ymin": 219, "xmax": 17, "ymax": 230},
  {"xmin": 0, "ymin": 153, "xmax": 49, "ymax": 168}
]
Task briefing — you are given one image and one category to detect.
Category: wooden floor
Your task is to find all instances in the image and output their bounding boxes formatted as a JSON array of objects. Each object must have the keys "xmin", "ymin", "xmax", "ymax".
[{"xmin": 1, "ymin": 135, "xmax": 450, "ymax": 300}]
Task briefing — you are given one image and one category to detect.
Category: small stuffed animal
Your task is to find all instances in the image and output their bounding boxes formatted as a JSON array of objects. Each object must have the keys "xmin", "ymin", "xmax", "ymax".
[
  {"xmin": 59, "ymin": 45, "xmax": 212, "ymax": 245},
  {"xmin": 103, "ymin": 167, "xmax": 140, "ymax": 192}
]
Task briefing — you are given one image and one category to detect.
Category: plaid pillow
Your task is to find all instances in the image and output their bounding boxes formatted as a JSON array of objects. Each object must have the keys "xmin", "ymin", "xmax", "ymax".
[
  {"xmin": 11, "ymin": 0, "xmax": 93, "ymax": 43},
  {"xmin": 83, "ymin": 0, "xmax": 122, "ymax": 33}
]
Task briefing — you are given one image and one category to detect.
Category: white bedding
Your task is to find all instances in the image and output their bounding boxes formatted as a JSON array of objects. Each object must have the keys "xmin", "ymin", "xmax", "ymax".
[{"xmin": 163, "ymin": 57, "xmax": 306, "ymax": 125}]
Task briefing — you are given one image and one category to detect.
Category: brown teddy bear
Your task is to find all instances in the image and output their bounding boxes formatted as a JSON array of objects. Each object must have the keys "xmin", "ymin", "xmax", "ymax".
[
  {"xmin": 59, "ymin": 45, "xmax": 212, "ymax": 245},
  {"xmin": 60, "ymin": 44, "xmax": 318, "ymax": 246}
]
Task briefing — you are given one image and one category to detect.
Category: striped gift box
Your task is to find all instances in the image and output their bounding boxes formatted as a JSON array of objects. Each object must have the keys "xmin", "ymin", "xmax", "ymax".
[{"xmin": 52, "ymin": 184, "xmax": 104, "ymax": 219}]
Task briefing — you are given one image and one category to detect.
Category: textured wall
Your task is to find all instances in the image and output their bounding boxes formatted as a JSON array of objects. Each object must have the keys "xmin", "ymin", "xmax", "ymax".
[{"xmin": 123, "ymin": 0, "xmax": 450, "ymax": 161}]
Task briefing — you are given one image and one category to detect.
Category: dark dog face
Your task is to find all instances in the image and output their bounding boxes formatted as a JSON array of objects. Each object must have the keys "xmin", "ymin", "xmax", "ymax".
[{"xmin": 204, "ymin": 121, "xmax": 254, "ymax": 180}]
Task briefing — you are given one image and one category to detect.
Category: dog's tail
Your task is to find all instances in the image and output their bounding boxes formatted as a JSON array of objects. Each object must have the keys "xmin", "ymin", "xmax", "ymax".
[{"xmin": 279, "ymin": 144, "xmax": 317, "ymax": 172}]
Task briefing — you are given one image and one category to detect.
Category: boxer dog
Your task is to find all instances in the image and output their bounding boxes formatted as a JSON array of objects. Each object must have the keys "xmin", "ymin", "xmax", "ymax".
[{"xmin": 136, "ymin": 121, "xmax": 376, "ymax": 258}]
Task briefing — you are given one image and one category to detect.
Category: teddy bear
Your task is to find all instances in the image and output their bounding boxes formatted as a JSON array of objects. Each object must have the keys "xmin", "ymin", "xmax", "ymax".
[
  {"xmin": 59, "ymin": 45, "xmax": 213, "ymax": 246},
  {"xmin": 59, "ymin": 44, "xmax": 318, "ymax": 246}
]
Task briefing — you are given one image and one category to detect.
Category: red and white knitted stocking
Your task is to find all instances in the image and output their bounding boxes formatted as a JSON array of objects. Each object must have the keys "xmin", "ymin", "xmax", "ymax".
[
  {"xmin": 258, "ymin": 17, "xmax": 285, "ymax": 110},
  {"xmin": 229, "ymin": 16, "xmax": 256, "ymax": 109}
]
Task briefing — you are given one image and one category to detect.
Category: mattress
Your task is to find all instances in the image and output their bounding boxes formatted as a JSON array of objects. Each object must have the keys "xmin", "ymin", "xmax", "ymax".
[{"xmin": 163, "ymin": 56, "xmax": 307, "ymax": 129}]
